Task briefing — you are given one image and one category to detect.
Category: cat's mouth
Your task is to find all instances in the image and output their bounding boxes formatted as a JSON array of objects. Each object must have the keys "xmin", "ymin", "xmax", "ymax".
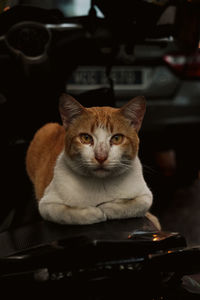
[
  {"xmin": 92, "ymin": 166, "xmax": 111, "ymax": 177},
  {"xmin": 94, "ymin": 166, "xmax": 110, "ymax": 172}
]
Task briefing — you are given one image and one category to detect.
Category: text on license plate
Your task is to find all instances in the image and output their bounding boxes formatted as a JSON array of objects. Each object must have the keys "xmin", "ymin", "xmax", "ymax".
[{"xmin": 68, "ymin": 66, "xmax": 143, "ymax": 86}]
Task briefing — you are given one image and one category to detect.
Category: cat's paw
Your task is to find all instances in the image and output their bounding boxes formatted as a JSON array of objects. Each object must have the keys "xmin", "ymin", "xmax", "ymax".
[
  {"xmin": 99, "ymin": 202, "xmax": 122, "ymax": 220},
  {"xmin": 98, "ymin": 196, "xmax": 153, "ymax": 220},
  {"xmin": 77, "ymin": 206, "xmax": 107, "ymax": 224},
  {"xmin": 39, "ymin": 202, "xmax": 107, "ymax": 225}
]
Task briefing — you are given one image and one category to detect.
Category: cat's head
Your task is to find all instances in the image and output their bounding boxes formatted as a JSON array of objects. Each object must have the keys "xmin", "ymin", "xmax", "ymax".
[{"xmin": 59, "ymin": 94, "xmax": 146, "ymax": 178}]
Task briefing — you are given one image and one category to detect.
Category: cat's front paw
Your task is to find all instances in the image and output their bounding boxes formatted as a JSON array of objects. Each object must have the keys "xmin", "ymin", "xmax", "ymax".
[
  {"xmin": 39, "ymin": 201, "xmax": 107, "ymax": 225},
  {"xmin": 99, "ymin": 202, "xmax": 122, "ymax": 220},
  {"xmin": 78, "ymin": 206, "xmax": 107, "ymax": 224},
  {"xmin": 98, "ymin": 196, "xmax": 152, "ymax": 220}
]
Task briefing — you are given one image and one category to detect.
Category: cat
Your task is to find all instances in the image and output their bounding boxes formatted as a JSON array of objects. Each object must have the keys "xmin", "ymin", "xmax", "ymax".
[{"xmin": 26, "ymin": 94, "xmax": 160, "ymax": 229}]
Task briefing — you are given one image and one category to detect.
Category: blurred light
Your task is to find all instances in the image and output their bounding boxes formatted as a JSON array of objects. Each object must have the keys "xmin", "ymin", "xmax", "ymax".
[
  {"xmin": 164, "ymin": 55, "xmax": 186, "ymax": 66},
  {"xmin": 3, "ymin": 5, "xmax": 10, "ymax": 11},
  {"xmin": 58, "ymin": 0, "xmax": 104, "ymax": 18},
  {"xmin": 164, "ymin": 52, "xmax": 200, "ymax": 78}
]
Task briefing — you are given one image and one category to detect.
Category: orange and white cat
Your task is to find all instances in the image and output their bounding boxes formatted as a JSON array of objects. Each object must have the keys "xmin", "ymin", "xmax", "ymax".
[{"xmin": 26, "ymin": 94, "xmax": 160, "ymax": 229}]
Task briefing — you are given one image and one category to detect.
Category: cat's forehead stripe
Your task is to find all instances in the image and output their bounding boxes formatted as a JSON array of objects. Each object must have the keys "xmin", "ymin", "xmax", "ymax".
[
  {"xmin": 88, "ymin": 108, "xmax": 115, "ymax": 133},
  {"xmin": 91, "ymin": 118, "xmax": 114, "ymax": 133}
]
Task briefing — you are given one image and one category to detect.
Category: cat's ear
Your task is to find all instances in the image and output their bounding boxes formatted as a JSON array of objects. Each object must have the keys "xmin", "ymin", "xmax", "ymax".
[
  {"xmin": 59, "ymin": 94, "xmax": 84, "ymax": 128},
  {"xmin": 120, "ymin": 96, "xmax": 146, "ymax": 132}
]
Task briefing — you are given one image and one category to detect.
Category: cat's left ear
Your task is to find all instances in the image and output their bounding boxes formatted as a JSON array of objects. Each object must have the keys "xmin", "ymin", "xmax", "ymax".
[
  {"xmin": 120, "ymin": 96, "xmax": 146, "ymax": 132},
  {"xmin": 59, "ymin": 94, "xmax": 84, "ymax": 128}
]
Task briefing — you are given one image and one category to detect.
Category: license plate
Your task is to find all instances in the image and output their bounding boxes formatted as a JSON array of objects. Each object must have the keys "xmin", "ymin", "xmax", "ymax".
[{"xmin": 66, "ymin": 66, "xmax": 147, "ymax": 93}]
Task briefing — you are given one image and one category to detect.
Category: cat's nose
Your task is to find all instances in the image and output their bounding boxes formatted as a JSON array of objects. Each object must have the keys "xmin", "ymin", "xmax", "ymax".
[{"xmin": 95, "ymin": 154, "xmax": 108, "ymax": 164}]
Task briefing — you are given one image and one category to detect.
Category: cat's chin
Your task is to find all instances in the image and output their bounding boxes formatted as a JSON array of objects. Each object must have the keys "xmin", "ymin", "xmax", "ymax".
[
  {"xmin": 91, "ymin": 166, "xmax": 128, "ymax": 178},
  {"xmin": 92, "ymin": 167, "xmax": 111, "ymax": 178}
]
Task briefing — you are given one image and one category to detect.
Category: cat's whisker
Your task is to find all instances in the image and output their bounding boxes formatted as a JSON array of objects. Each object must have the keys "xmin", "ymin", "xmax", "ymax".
[{"xmin": 142, "ymin": 164, "xmax": 157, "ymax": 175}]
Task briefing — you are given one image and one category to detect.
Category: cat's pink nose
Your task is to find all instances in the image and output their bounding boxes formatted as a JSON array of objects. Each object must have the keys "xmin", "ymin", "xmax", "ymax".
[{"xmin": 95, "ymin": 154, "xmax": 107, "ymax": 164}]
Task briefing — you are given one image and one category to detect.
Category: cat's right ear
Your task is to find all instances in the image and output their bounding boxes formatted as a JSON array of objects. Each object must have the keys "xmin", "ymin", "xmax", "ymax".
[{"xmin": 59, "ymin": 94, "xmax": 84, "ymax": 128}]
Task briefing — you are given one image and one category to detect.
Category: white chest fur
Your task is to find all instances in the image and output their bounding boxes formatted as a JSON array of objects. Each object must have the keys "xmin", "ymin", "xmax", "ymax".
[{"xmin": 40, "ymin": 151, "xmax": 151, "ymax": 208}]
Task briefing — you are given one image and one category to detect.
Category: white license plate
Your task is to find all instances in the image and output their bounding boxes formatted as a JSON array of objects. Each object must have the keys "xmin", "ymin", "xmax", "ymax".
[{"xmin": 66, "ymin": 66, "xmax": 148, "ymax": 93}]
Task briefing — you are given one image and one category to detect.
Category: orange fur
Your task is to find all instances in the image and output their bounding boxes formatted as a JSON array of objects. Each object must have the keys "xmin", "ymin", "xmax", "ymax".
[{"xmin": 26, "ymin": 123, "xmax": 65, "ymax": 200}]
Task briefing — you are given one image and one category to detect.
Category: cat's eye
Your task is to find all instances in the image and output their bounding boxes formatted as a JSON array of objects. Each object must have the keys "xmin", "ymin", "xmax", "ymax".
[
  {"xmin": 80, "ymin": 133, "xmax": 93, "ymax": 145},
  {"xmin": 110, "ymin": 134, "xmax": 124, "ymax": 145}
]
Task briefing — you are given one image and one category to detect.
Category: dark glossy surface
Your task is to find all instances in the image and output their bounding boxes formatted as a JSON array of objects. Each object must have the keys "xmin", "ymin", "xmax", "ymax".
[
  {"xmin": 0, "ymin": 217, "xmax": 188, "ymax": 279},
  {"xmin": 0, "ymin": 217, "xmax": 156, "ymax": 257}
]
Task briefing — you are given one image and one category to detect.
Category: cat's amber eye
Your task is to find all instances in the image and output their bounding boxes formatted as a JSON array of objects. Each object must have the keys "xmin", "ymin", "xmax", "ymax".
[
  {"xmin": 110, "ymin": 134, "xmax": 124, "ymax": 145},
  {"xmin": 80, "ymin": 133, "xmax": 93, "ymax": 145}
]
